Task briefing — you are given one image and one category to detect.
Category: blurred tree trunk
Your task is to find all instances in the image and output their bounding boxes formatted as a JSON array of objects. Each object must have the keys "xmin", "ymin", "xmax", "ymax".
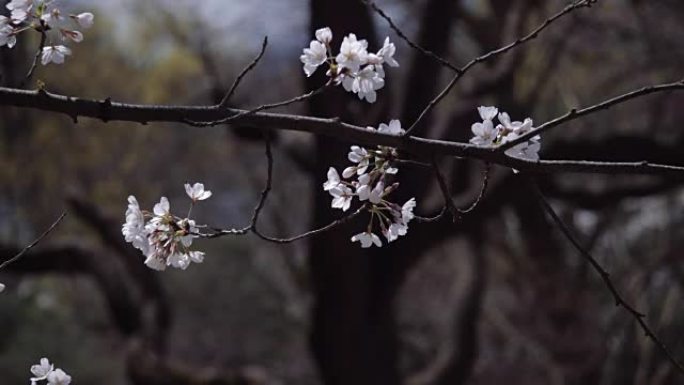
[{"xmin": 305, "ymin": 1, "xmax": 402, "ymax": 385}]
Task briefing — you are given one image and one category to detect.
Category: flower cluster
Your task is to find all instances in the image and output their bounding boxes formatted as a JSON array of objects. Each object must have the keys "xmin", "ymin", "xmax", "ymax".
[
  {"xmin": 30, "ymin": 358, "xmax": 71, "ymax": 385},
  {"xmin": 470, "ymin": 106, "xmax": 541, "ymax": 161},
  {"xmin": 1, "ymin": 1, "xmax": 94, "ymax": 65},
  {"xmin": 324, "ymin": 120, "xmax": 416, "ymax": 248},
  {"xmin": 122, "ymin": 183, "xmax": 211, "ymax": 271},
  {"xmin": 300, "ymin": 27, "xmax": 398, "ymax": 103}
]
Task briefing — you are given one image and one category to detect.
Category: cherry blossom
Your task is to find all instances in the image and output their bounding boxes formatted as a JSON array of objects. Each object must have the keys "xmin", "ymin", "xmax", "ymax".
[
  {"xmin": 2, "ymin": 1, "xmax": 94, "ymax": 66},
  {"xmin": 351, "ymin": 231, "xmax": 382, "ymax": 248},
  {"xmin": 300, "ymin": 40, "xmax": 327, "ymax": 77},
  {"xmin": 122, "ymin": 184, "xmax": 212, "ymax": 271},
  {"xmin": 46, "ymin": 369, "xmax": 71, "ymax": 385},
  {"xmin": 41, "ymin": 45, "xmax": 71, "ymax": 65},
  {"xmin": 322, "ymin": 119, "xmax": 418, "ymax": 247},
  {"xmin": 468, "ymin": 106, "xmax": 542, "ymax": 161},
  {"xmin": 315, "ymin": 26, "xmax": 332, "ymax": 44},
  {"xmin": 185, "ymin": 182, "xmax": 212, "ymax": 201},
  {"xmin": 29, "ymin": 358, "xmax": 70, "ymax": 385},
  {"xmin": 300, "ymin": 27, "xmax": 398, "ymax": 103},
  {"xmin": 323, "ymin": 167, "xmax": 341, "ymax": 191},
  {"xmin": 330, "ymin": 185, "xmax": 354, "ymax": 212},
  {"xmin": 72, "ymin": 12, "xmax": 94, "ymax": 29}
]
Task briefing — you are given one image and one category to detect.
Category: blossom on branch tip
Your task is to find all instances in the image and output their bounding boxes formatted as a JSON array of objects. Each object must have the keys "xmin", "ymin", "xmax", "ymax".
[
  {"xmin": 122, "ymin": 185, "xmax": 210, "ymax": 271},
  {"xmin": 185, "ymin": 182, "xmax": 212, "ymax": 201},
  {"xmin": 315, "ymin": 26, "xmax": 332, "ymax": 44},
  {"xmin": 300, "ymin": 28, "xmax": 398, "ymax": 103},
  {"xmin": 469, "ymin": 106, "xmax": 542, "ymax": 162}
]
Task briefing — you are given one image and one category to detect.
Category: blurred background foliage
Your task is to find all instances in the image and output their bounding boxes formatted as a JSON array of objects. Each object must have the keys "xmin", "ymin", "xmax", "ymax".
[{"xmin": 0, "ymin": 0, "xmax": 683, "ymax": 384}]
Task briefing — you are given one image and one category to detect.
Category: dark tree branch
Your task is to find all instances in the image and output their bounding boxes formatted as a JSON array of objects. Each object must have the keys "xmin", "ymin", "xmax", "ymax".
[
  {"xmin": 21, "ymin": 26, "xmax": 47, "ymax": 88},
  {"xmin": 404, "ymin": 0, "xmax": 597, "ymax": 135},
  {"xmin": 361, "ymin": 0, "xmax": 458, "ymax": 72},
  {"xmin": 503, "ymin": 79, "xmax": 684, "ymax": 149},
  {"xmin": 530, "ymin": 179, "xmax": 684, "ymax": 375},
  {"xmin": 219, "ymin": 36, "xmax": 268, "ymax": 108},
  {"xmin": 0, "ymin": 211, "xmax": 66, "ymax": 271},
  {"xmin": 1, "ymin": 87, "xmax": 684, "ymax": 175}
]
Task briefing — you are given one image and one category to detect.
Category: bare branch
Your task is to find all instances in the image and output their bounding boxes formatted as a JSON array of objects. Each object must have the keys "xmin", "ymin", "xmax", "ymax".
[
  {"xmin": 431, "ymin": 160, "xmax": 491, "ymax": 222},
  {"xmin": 21, "ymin": 27, "xmax": 47, "ymax": 88},
  {"xmin": 0, "ymin": 211, "xmax": 66, "ymax": 271},
  {"xmin": 360, "ymin": 0, "xmax": 458, "ymax": 72},
  {"xmin": 219, "ymin": 36, "xmax": 268, "ymax": 108},
  {"xmin": 530, "ymin": 179, "xmax": 684, "ymax": 375},
  {"xmin": 502, "ymin": 79, "xmax": 684, "ymax": 150},
  {"xmin": 249, "ymin": 133, "xmax": 273, "ymax": 229},
  {"xmin": 187, "ymin": 81, "xmax": 331, "ymax": 127},
  {"xmin": 404, "ymin": 0, "xmax": 596, "ymax": 135},
  {"xmin": 252, "ymin": 205, "xmax": 367, "ymax": 244},
  {"xmin": 1, "ymin": 87, "xmax": 684, "ymax": 175}
]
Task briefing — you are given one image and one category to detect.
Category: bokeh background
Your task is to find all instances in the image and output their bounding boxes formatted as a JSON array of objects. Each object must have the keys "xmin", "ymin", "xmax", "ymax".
[{"xmin": 1, "ymin": 0, "xmax": 684, "ymax": 384}]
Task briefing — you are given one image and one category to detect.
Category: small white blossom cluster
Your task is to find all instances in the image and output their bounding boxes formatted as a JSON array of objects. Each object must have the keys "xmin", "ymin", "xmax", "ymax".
[
  {"xmin": 300, "ymin": 27, "xmax": 399, "ymax": 103},
  {"xmin": 324, "ymin": 120, "xmax": 416, "ymax": 248},
  {"xmin": 122, "ymin": 183, "xmax": 211, "ymax": 271},
  {"xmin": 470, "ymin": 106, "xmax": 541, "ymax": 161},
  {"xmin": 1, "ymin": 1, "xmax": 94, "ymax": 65},
  {"xmin": 30, "ymin": 358, "xmax": 71, "ymax": 385}
]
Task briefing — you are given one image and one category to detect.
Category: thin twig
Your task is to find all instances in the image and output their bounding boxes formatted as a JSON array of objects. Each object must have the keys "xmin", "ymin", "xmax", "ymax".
[
  {"xmin": 458, "ymin": 162, "xmax": 491, "ymax": 214},
  {"xmin": 404, "ymin": 0, "xmax": 596, "ymax": 135},
  {"xmin": 219, "ymin": 36, "xmax": 268, "ymax": 108},
  {"xmin": 414, "ymin": 206, "xmax": 448, "ymax": 223},
  {"xmin": 530, "ymin": 180, "xmax": 684, "ymax": 375},
  {"xmin": 187, "ymin": 81, "xmax": 331, "ymax": 127},
  {"xmin": 252, "ymin": 205, "xmax": 367, "ymax": 244},
  {"xmin": 431, "ymin": 160, "xmax": 491, "ymax": 221},
  {"xmin": 361, "ymin": 0, "xmax": 458, "ymax": 72},
  {"xmin": 21, "ymin": 27, "xmax": 47, "ymax": 88},
  {"xmin": 432, "ymin": 157, "xmax": 460, "ymax": 221},
  {"xmin": 501, "ymin": 79, "xmax": 684, "ymax": 150},
  {"xmin": 0, "ymin": 211, "xmax": 67, "ymax": 270},
  {"xmin": 249, "ymin": 132, "xmax": 273, "ymax": 228}
]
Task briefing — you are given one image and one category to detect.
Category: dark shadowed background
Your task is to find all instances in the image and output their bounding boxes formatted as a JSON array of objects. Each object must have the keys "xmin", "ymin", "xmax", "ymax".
[{"xmin": 1, "ymin": 0, "xmax": 684, "ymax": 384}]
